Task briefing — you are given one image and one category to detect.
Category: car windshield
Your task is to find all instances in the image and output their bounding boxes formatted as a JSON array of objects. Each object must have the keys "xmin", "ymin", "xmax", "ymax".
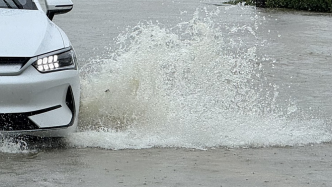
[{"xmin": 0, "ymin": 0, "xmax": 37, "ymax": 10}]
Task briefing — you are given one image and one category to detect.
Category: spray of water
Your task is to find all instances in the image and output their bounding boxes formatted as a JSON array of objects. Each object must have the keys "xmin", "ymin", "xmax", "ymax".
[
  {"xmin": 1, "ymin": 7, "xmax": 313, "ymax": 150},
  {"xmin": 66, "ymin": 7, "xmax": 332, "ymax": 150},
  {"xmin": 0, "ymin": 136, "xmax": 29, "ymax": 154}
]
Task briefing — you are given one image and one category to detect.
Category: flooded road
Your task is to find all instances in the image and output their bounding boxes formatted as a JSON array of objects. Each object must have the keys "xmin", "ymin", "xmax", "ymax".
[
  {"xmin": 1, "ymin": 0, "xmax": 332, "ymax": 186},
  {"xmin": 2, "ymin": 145, "xmax": 332, "ymax": 187}
]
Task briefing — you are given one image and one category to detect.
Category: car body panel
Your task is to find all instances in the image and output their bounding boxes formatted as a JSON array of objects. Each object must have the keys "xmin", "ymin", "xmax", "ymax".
[
  {"xmin": 29, "ymin": 106, "xmax": 72, "ymax": 128},
  {"xmin": 0, "ymin": 66, "xmax": 80, "ymax": 113},
  {"xmin": 0, "ymin": 0, "xmax": 79, "ymax": 137},
  {"xmin": 0, "ymin": 8, "xmax": 65, "ymax": 57}
]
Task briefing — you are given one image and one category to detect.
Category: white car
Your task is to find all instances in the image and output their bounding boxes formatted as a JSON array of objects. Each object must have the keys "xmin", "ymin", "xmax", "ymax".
[{"xmin": 0, "ymin": 0, "xmax": 80, "ymax": 137}]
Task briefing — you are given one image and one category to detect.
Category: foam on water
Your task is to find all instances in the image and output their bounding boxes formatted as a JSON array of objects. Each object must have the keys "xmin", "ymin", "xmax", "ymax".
[{"xmin": 68, "ymin": 7, "xmax": 332, "ymax": 150}]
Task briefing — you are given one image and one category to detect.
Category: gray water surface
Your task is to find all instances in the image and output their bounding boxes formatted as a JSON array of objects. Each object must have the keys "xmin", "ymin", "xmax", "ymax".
[{"xmin": 1, "ymin": 0, "xmax": 332, "ymax": 186}]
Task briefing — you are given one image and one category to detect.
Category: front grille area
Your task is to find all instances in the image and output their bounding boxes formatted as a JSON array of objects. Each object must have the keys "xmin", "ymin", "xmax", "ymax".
[
  {"xmin": 0, "ymin": 57, "xmax": 30, "ymax": 64},
  {"xmin": 0, "ymin": 113, "xmax": 39, "ymax": 131},
  {"xmin": 0, "ymin": 57, "xmax": 30, "ymax": 67},
  {"xmin": 0, "ymin": 57, "xmax": 31, "ymax": 74}
]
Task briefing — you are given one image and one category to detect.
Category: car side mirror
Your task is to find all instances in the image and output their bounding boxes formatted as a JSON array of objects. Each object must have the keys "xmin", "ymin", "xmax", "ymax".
[{"xmin": 45, "ymin": 0, "xmax": 73, "ymax": 20}]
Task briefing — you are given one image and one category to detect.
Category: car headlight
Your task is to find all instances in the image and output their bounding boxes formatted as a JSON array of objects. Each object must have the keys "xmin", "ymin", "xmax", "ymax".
[{"xmin": 33, "ymin": 47, "xmax": 77, "ymax": 73}]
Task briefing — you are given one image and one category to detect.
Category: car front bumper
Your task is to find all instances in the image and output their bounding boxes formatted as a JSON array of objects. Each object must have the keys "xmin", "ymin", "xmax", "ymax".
[{"xmin": 0, "ymin": 65, "xmax": 80, "ymax": 137}]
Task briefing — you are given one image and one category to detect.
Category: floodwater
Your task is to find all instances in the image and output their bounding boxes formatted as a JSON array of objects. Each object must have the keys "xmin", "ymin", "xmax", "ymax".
[
  {"xmin": 65, "ymin": 0, "xmax": 332, "ymax": 149},
  {"xmin": 1, "ymin": 0, "xmax": 332, "ymax": 186}
]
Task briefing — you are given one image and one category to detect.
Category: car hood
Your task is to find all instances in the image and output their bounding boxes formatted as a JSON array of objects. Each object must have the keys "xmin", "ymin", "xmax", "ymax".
[{"xmin": 0, "ymin": 9, "xmax": 66, "ymax": 57}]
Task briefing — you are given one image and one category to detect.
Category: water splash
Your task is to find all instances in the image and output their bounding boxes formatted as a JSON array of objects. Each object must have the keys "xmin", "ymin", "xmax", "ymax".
[
  {"xmin": 0, "ymin": 135, "xmax": 67, "ymax": 153},
  {"xmin": 68, "ymin": 7, "xmax": 332, "ymax": 150},
  {"xmin": 0, "ymin": 136, "xmax": 30, "ymax": 154}
]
